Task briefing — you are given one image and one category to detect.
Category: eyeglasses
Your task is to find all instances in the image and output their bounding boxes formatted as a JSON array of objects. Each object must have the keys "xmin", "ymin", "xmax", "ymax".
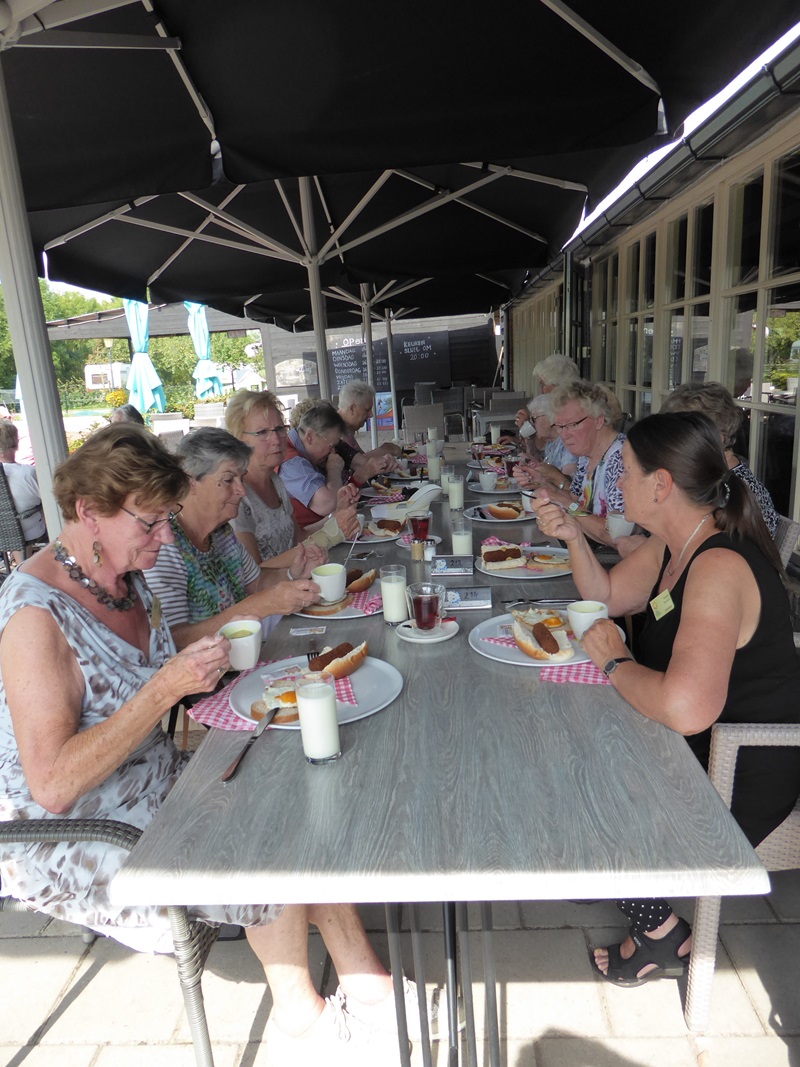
[
  {"xmin": 121, "ymin": 503, "xmax": 182, "ymax": 535},
  {"xmin": 553, "ymin": 415, "xmax": 589, "ymax": 433},
  {"xmin": 242, "ymin": 425, "xmax": 289, "ymax": 439}
]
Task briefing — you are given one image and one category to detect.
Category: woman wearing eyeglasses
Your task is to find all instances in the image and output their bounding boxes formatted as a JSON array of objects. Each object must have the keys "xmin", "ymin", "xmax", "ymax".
[
  {"xmin": 517, "ymin": 380, "xmax": 625, "ymax": 547},
  {"xmin": 225, "ymin": 390, "xmax": 359, "ymax": 568}
]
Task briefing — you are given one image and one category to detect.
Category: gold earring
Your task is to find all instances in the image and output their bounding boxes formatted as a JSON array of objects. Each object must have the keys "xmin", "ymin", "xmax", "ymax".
[{"xmin": 92, "ymin": 540, "xmax": 102, "ymax": 566}]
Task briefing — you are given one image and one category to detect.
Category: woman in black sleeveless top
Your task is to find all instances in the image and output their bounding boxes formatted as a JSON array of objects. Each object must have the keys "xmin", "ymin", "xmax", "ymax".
[{"xmin": 531, "ymin": 412, "xmax": 800, "ymax": 987}]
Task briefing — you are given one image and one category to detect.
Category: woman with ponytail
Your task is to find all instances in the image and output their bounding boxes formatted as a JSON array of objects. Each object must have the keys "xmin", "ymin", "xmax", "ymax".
[{"xmin": 532, "ymin": 411, "xmax": 800, "ymax": 987}]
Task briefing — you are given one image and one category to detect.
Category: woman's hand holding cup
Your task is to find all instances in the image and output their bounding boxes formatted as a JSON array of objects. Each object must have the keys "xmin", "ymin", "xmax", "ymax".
[
  {"xmin": 164, "ymin": 632, "xmax": 232, "ymax": 699},
  {"xmin": 579, "ymin": 617, "xmax": 627, "ymax": 670}
]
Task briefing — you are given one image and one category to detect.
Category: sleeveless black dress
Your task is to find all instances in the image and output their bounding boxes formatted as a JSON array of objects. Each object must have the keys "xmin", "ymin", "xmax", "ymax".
[{"xmin": 637, "ymin": 532, "xmax": 800, "ymax": 846}]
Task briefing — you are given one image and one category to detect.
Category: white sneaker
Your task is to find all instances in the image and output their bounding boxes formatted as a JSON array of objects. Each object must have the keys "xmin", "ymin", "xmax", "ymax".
[
  {"xmin": 264, "ymin": 996, "xmax": 406, "ymax": 1066},
  {"xmin": 338, "ymin": 977, "xmax": 465, "ymax": 1043}
]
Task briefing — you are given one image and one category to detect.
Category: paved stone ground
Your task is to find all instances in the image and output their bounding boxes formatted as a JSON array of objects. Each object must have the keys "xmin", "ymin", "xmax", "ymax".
[{"xmin": 2, "ymin": 865, "xmax": 800, "ymax": 1066}]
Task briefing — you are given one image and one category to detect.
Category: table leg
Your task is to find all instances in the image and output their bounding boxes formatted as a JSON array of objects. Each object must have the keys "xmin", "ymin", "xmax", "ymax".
[
  {"xmin": 409, "ymin": 904, "xmax": 433, "ymax": 1067},
  {"xmin": 684, "ymin": 895, "xmax": 721, "ymax": 1031},
  {"xmin": 385, "ymin": 903, "xmax": 412, "ymax": 1067},
  {"xmin": 456, "ymin": 902, "xmax": 478, "ymax": 1067},
  {"xmin": 480, "ymin": 901, "xmax": 501, "ymax": 1067},
  {"xmin": 443, "ymin": 901, "xmax": 459, "ymax": 1066}
]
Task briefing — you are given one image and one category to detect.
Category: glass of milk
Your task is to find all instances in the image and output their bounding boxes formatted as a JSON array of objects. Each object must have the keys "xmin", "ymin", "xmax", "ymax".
[
  {"xmin": 427, "ymin": 452, "xmax": 441, "ymax": 482},
  {"xmin": 440, "ymin": 464, "xmax": 454, "ymax": 491},
  {"xmin": 296, "ymin": 672, "xmax": 341, "ymax": 764},
  {"xmin": 447, "ymin": 474, "xmax": 465, "ymax": 510},
  {"xmin": 451, "ymin": 517, "xmax": 472, "ymax": 555},
  {"xmin": 380, "ymin": 564, "xmax": 408, "ymax": 624}
]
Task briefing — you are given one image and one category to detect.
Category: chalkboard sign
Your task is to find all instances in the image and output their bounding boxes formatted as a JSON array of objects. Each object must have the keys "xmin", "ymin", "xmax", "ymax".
[{"xmin": 318, "ymin": 330, "xmax": 451, "ymax": 394}]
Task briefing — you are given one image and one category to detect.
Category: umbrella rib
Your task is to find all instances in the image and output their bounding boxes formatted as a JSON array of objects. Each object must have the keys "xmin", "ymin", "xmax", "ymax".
[
  {"xmin": 178, "ymin": 192, "xmax": 303, "ymax": 261},
  {"xmin": 536, "ymin": 0, "xmax": 661, "ymax": 95},
  {"xmin": 43, "ymin": 199, "xmax": 155, "ymax": 250},
  {"xmin": 452, "ymin": 198, "xmax": 548, "ymax": 245},
  {"xmin": 274, "ymin": 180, "xmax": 309, "ymax": 257},
  {"xmin": 461, "ymin": 161, "xmax": 588, "ymax": 193},
  {"xmin": 326, "ymin": 169, "xmax": 507, "ymax": 260},
  {"xmin": 317, "ymin": 170, "xmax": 394, "ymax": 261},
  {"xmin": 149, "ymin": 186, "xmax": 244, "ymax": 284},
  {"xmin": 117, "ymin": 215, "xmax": 297, "ymax": 262}
]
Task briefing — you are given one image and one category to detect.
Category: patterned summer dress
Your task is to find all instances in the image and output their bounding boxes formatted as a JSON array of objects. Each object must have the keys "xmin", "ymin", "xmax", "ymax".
[{"xmin": 0, "ymin": 570, "xmax": 282, "ymax": 953}]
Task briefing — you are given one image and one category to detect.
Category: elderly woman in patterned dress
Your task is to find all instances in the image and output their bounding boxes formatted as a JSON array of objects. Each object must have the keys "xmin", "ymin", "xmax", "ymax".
[{"xmin": 0, "ymin": 425, "xmax": 421, "ymax": 1064}]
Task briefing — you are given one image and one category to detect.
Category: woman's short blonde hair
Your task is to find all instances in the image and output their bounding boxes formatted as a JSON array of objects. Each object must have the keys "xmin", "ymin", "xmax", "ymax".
[
  {"xmin": 290, "ymin": 397, "xmax": 322, "ymax": 428},
  {"xmin": 225, "ymin": 389, "xmax": 283, "ymax": 439},
  {"xmin": 659, "ymin": 382, "xmax": 742, "ymax": 446},
  {"xmin": 54, "ymin": 424, "xmax": 189, "ymax": 522},
  {"xmin": 549, "ymin": 380, "xmax": 616, "ymax": 426}
]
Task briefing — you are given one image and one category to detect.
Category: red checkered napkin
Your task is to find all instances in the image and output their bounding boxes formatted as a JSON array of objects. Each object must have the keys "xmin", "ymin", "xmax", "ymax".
[
  {"xmin": 351, "ymin": 589, "xmax": 383, "ymax": 614},
  {"xmin": 481, "ymin": 634, "xmax": 518, "ymax": 649},
  {"xmin": 372, "ymin": 491, "xmax": 405, "ymax": 503},
  {"xmin": 188, "ymin": 662, "xmax": 357, "ymax": 731},
  {"xmin": 481, "ymin": 535, "xmax": 532, "ymax": 548},
  {"xmin": 539, "ymin": 662, "xmax": 609, "ymax": 685}
]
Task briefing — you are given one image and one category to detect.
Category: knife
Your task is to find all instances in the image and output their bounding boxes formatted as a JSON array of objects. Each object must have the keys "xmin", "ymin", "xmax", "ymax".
[{"xmin": 220, "ymin": 708, "xmax": 277, "ymax": 784}]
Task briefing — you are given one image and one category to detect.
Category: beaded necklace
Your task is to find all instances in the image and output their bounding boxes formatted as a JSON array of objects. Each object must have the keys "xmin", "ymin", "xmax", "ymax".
[{"xmin": 52, "ymin": 539, "xmax": 137, "ymax": 612}]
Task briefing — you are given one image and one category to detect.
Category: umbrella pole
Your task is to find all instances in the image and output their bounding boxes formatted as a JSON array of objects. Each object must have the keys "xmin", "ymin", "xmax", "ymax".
[
  {"xmin": 299, "ymin": 177, "xmax": 331, "ymax": 400},
  {"xmin": 0, "ymin": 62, "xmax": 67, "ymax": 536},
  {"xmin": 361, "ymin": 285, "xmax": 378, "ymax": 450},
  {"xmin": 385, "ymin": 312, "xmax": 399, "ymax": 441}
]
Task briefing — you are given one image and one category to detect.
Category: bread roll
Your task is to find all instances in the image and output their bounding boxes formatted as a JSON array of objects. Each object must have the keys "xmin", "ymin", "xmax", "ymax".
[
  {"xmin": 480, "ymin": 544, "xmax": 523, "ymax": 570},
  {"xmin": 512, "ymin": 619, "xmax": 574, "ymax": 662},
  {"xmin": 346, "ymin": 567, "xmax": 377, "ymax": 592},
  {"xmin": 487, "ymin": 500, "xmax": 523, "ymax": 520},
  {"xmin": 308, "ymin": 640, "xmax": 368, "ymax": 679},
  {"xmin": 303, "ymin": 593, "xmax": 353, "ymax": 616}
]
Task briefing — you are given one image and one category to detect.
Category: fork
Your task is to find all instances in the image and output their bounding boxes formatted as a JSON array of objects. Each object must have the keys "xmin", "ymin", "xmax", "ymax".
[{"xmin": 306, "ymin": 638, "xmax": 320, "ymax": 665}]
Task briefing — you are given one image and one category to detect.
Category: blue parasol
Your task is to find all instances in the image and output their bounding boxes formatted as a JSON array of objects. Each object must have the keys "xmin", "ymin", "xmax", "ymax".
[
  {"xmin": 123, "ymin": 299, "xmax": 166, "ymax": 413},
  {"xmin": 186, "ymin": 301, "xmax": 223, "ymax": 399}
]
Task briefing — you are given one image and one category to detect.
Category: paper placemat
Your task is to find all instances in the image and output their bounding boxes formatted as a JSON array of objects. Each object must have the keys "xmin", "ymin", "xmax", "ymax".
[
  {"xmin": 539, "ymin": 662, "xmax": 609, "ymax": 685},
  {"xmin": 188, "ymin": 662, "xmax": 357, "ymax": 730},
  {"xmin": 351, "ymin": 590, "xmax": 383, "ymax": 614},
  {"xmin": 481, "ymin": 535, "xmax": 533, "ymax": 548}
]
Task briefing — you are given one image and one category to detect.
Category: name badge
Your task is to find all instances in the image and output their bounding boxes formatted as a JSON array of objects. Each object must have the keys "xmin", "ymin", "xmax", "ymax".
[
  {"xmin": 649, "ymin": 588, "xmax": 675, "ymax": 620},
  {"xmin": 151, "ymin": 595, "xmax": 162, "ymax": 630}
]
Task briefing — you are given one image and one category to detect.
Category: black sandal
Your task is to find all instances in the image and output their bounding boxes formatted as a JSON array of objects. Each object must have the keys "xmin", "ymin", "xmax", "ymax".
[{"xmin": 593, "ymin": 917, "xmax": 692, "ymax": 987}]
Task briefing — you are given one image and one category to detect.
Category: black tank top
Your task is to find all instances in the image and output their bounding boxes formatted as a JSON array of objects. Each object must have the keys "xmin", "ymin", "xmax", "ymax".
[{"xmin": 637, "ymin": 532, "xmax": 800, "ymax": 846}]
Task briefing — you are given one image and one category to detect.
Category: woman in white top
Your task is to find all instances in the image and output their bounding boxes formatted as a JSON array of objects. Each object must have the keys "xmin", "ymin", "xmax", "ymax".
[{"xmin": 0, "ymin": 419, "xmax": 46, "ymax": 556}]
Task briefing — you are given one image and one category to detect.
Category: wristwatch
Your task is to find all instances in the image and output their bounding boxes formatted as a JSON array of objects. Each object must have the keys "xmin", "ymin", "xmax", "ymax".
[{"xmin": 602, "ymin": 656, "xmax": 634, "ymax": 677}]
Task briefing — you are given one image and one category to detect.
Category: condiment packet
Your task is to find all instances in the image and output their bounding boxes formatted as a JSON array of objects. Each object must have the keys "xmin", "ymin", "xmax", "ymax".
[{"xmin": 289, "ymin": 626, "xmax": 327, "ymax": 636}]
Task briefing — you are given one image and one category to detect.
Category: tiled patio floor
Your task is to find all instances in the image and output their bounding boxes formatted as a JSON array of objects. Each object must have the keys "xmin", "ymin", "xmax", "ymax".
[{"xmin": 3, "ymin": 873, "xmax": 800, "ymax": 1067}]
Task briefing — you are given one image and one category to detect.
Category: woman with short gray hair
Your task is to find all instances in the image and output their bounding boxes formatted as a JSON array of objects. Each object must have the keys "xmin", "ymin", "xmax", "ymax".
[
  {"xmin": 532, "ymin": 353, "xmax": 580, "ymax": 393},
  {"xmin": 280, "ymin": 401, "xmax": 360, "ymax": 530},
  {"xmin": 146, "ymin": 428, "xmax": 320, "ymax": 649}
]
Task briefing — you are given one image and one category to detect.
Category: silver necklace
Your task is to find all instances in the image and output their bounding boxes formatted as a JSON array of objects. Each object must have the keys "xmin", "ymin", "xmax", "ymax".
[
  {"xmin": 52, "ymin": 539, "xmax": 137, "ymax": 612},
  {"xmin": 665, "ymin": 514, "xmax": 713, "ymax": 576}
]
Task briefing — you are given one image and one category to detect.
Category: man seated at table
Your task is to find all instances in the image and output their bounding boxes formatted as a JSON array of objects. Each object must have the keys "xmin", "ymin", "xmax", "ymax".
[
  {"xmin": 0, "ymin": 425, "xmax": 443, "ymax": 1064},
  {"xmin": 336, "ymin": 379, "xmax": 401, "ymax": 484}
]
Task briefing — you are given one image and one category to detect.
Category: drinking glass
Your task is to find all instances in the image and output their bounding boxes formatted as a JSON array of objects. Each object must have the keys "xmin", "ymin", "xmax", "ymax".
[
  {"xmin": 447, "ymin": 474, "xmax": 464, "ymax": 510},
  {"xmin": 380, "ymin": 564, "xmax": 408, "ymax": 624},
  {"xmin": 406, "ymin": 581, "xmax": 446, "ymax": 632},
  {"xmin": 296, "ymin": 672, "xmax": 341, "ymax": 765},
  {"xmin": 409, "ymin": 511, "xmax": 431, "ymax": 540},
  {"xmin": 440, "ymin": 464, "xmax": 455, "ymax": 491},
  {"xmin": 451, "ymin": 517, "xmax": 472, "ymax": 555}
]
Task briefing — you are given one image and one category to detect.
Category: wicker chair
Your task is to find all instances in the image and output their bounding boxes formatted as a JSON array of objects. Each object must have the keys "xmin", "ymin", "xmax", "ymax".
[
  {"xmin": 0, "ymin": 463, "xmax": 43, "ymax": 575},
  {"xmin": 0, "ymin": 818, "xmax": 220, "ymax": 1067},
  {"xmin": 775, "ymin": 515, "xmax": 800, "ymax": 569},
  {"xmin": 685, "ymin": 722, "xmax": 800, "ymax": 1031}
]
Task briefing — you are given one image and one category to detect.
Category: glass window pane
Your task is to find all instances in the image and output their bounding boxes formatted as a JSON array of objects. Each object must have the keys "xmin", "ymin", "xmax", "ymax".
[
  {"xmin": 609, "ymin": 254, "xmax": 619, "ymax": 315},
  {"xmin": 667, "ymin": 215, "xmax": 687, "ymax": 302},
  {"xmin": 771, "ymin": 150, "xmax": 800, "ymax": 278},
  {"xmin": 627, "ymin": 243, "xmax": 640, "ymax": 312},
  {"xmin": 620, "ymin": 390, "xmax": 636, "ymax": 422},
  {"xmin": 595, "ymin": 259, "xmax": 608, "ymax": 319},
  {"xmin": 644, "ymin": 233, "xmax": 656, "ymax": 309},
  {"xmin": 668, "ymin": 308, "xmax": 684, "ymax": 388},
  {"xmin": 640, "ymin": 391, "xmax": 652, "ymax": 418},
  {"xmin": 692, "ymin": 202, "xmax": 714, "ymax": 297},
  {"xmin": 729, "ymin": 174, "xmax": 763, "ymax": 286},
  {"xmin": 690, "ymin": 303, "xmax": 710, "ymax": 383},
  {"xmin": 724, "ymin": 292, "xmax": 757, "ymax": 399},
  {"xmin": 642, "ymin": 316, "xmax": 654, "ymax": 388},
  {"xmin": 626, "ymin": 320, "xmax": 638, "ymax": 384},
  {"xmin": 606, "ymin": 320, "xmax": 617, "ymax": 383},
  {"xmin": 755, "ymin": 409, "xmax": 794, "ymax": 516},
  {"xmin": 766, "ymin": 281, "xmax": 800, "ymax": 403}
]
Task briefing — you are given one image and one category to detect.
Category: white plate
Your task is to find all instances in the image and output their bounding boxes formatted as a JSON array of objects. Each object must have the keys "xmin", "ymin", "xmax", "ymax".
[
  {"xmin": 468, "ymin": 614, "xmax": 589, "ymax": 667},
  {"xmin": 464, "ymin": 505, "xmax": 531, "ymax": 524},
  {"xmin": 475, "ymin": 545, "xmax": 572, "ymax": 579},
  {"xmin": 469, "ymin": 481, "xmax": 520, "ymax": 495},
  {"xmin": 396, "ymin": 534, "xmax": 442, "ymax": 550},
  {"xmin": 467, "ymin": 460, "xmax": 512, "ymax": 470},
  {"xmin": 228, "ymin": 655, "xmax": 403, "ymax": 729},
  {"xmin": 342, "ymin": 530, "xmax": 403, "ymax": 544},
  {"xmin": 294, "ymin": 599, "xmax": 384, "ymax": 619},
  {"xmin": 395, "ymin": 619, "xmax": 459, "ymax": 644}
]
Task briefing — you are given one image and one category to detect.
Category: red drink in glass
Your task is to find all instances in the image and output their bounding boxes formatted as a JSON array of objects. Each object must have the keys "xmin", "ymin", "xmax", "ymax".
[
  {"xmin": 409, "ymin": 513, "xmax": 430, "ymax": 539},
  {"xmin": 412, "ymin": 594, "xmax": 440, "ymax": 630},
  {"xmin": 505, "ymin": 456, "xmax": 517, "ymax": 478}
]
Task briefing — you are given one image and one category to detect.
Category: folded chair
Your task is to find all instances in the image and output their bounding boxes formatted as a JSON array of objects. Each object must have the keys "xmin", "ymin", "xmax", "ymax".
[
  {"xmin": 775, "ymin": 515, "xmax": 800, "ymax": 569},
  {"xmin": 0, "ymin": 818, "xmax": 220, "ymax": 1067},
  {"xmin": 685, "ymin": 722, "xmax": 800, "ymax": 1031}
]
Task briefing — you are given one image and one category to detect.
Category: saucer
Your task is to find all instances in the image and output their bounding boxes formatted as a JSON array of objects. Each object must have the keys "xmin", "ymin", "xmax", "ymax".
[{"xmin": 396, "ymin": 619, "xmax": 459, "ymax": 644}]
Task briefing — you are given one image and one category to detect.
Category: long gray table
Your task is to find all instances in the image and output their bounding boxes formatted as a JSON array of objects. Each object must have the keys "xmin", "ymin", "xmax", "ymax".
[{"xmin": 112, "ymin": 477, "xmax": 769, "ymax": 1054}]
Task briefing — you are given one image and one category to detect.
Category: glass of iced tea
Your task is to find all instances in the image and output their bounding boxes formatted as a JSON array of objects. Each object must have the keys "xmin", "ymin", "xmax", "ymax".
[
  {"xmin": 406, "ymin": 581, "xmax": 445, "ymax": 632},
  {"xmin": 409, "ymin": 510, "xmax": 431, "ymax": 540}
]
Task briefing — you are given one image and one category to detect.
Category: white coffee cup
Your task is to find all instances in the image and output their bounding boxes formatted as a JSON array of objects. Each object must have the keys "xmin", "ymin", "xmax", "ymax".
[
  {"xmin": 519, "ymin": 420, "xmax": 536, "ymax": 439},
  {"xmin": 521, "ymin": 490, "xmax": 536, "ymax": 514},
  {"xmin": 567, "ymin": 600, "xmax": 609, "ymax": 641},
  {"xmin": 219, "ymin": 619, "xmax": 261, "ymax": 671},
  {"xmin": 311, "ymin": 562, "xmax": 346, "ymax": 603},
  {"xmin": 478, "ymin": 469, "xmax": 498, "ymax": 490},
  {"xmin": 606, "ymin": 513, "xmax": 635, "ymax": 539}
]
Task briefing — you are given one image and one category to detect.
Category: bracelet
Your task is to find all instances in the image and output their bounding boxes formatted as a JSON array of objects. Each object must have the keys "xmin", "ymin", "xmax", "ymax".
[{"xmin": 286, "ymin": 568, "xmax": 295, "ymax": 581}]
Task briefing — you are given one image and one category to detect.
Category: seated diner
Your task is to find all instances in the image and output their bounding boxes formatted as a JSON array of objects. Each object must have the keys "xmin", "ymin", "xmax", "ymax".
[
  {"xmin": 531, "ymin": 411, "xmax": 800, "ymax": 985},
  {"xmin": 0, "ymin": 424, "xmax": 423, "ymax": 1063},
  {"xmin": 336, "ymin": 379, "xmax": 401, "ymax": 484},
  {"xmin": 146, "ymin": 428, "xmax": 321, "ymax": 649},
  {"xmin": 224, "ymin": 389, "xmax": 358, "ymax": 566}
]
